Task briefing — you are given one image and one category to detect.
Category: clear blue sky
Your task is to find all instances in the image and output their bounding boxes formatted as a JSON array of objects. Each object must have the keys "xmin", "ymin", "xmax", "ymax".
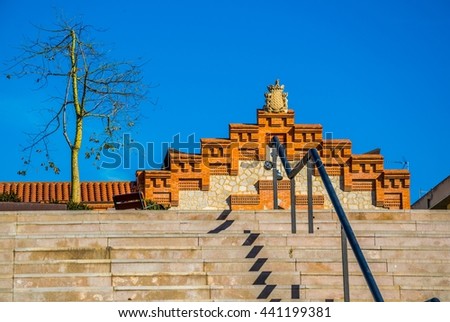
[{"xmin": 1, "ymin": 0, "xmax": 449, "ymax": 203}]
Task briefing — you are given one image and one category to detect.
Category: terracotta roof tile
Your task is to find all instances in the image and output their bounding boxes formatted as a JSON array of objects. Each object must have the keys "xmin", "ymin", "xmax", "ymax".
[{"xmin": 0, "ymin": 181, "xmax": 137, "ymax": 204}]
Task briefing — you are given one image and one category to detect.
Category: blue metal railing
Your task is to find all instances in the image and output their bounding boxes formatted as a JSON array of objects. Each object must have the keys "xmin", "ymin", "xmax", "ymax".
[{"xmin": 270, "ymin": 136, "xmax": 384, "ymax": 302}]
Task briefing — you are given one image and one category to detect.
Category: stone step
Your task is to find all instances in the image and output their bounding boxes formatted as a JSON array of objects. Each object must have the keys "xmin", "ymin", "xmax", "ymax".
[
  {"xmin": 110, "ymin": 247, "xmax": 203, "ymax": 261},
  {"xmin": 11, "ymin": 210, "xmax": 442, "ymax": 221},
  {"xmin": 31, "ymin": 281, "xmax": 450, "ymax": 302},
  {"xmin": 114, "ymin": 285, "xmax": 212, "ymax": 301},
  {"xmin": 387, "ymin": 260, "xmax": 450, "ymax": 274},
  {"xmin": 221, "ymin": 284, "xmax": 301, "ymax": 302},
  {"xmin": 297, "ymin": 258, "xmax": 450, "ymax": 275},
  {"xmin": 14, "ymin": 273, "xmax": 111, "ymax": 288},
  {"xmin": 11, "ymin": 210, "xmax": 335, "ymax": 222},
  {"xmin": 300, "ymin": 271, "xmax": 450, "ymax": 288},
  {"xmin": 294, "ymin": 259, "xmax": 387, "ymax": 274},
  {"xmin": 12, "ymin": 230, "xmax": 450, "ymax": 253},
  {"xmin": 206, "ymin": 271, "xmax": 300, "ymax": 286},
  {"xmin": 362, "ymin": 247, "xmax": 450, "ymax": 261},
  {"xmin": 299, "ymin": 258, "xmax": 450, "ymax": 275},
  {"xmin": 304, "ymin": 283, "xmax": 450, "ymax": 302},
  {"xmin": 12, "ymin": 283, "xmax": 448, "ymax": 302},
  {"xmin": 301, "ymin": 284, "xmax": 400, "ymax": 302},
  {"xmin": 112, "ymin": 271, "xmax": 301, "ymax": 287},
  {"xmin": 0, "ymin": 273, "xmax": 12, "ymax": 301},
  {"xmin": 0, "ymin": 214, "xmax": 15, "ymax": 239},
  {"xmin": 294, "ymin": 246, "xmax": 450, "ymax": 262},
  {"xmin": 110, "ymin": 245, "xmax": 450, "ymax": 260},
  {"xmin": 408, "ymin": 210, "xmax": 450, "ymax": 221},
  {"xmin": 113, "ymin": 272, "xmax": 208, "ymax": 287},
  {"xmin": 211, "ymin": 284, "xmax": 402, "ymax": 302},
  {"xmin": 0, "ymin": 237, "xmax": 14, "ymax": 249},
  {"xmin": 13, "ymin": 269, "xmax": 450, "ymax": 294},
  {"xmin": 199, "ymin": 231, "xmax": 450, "ymax": 247},
  {"xmin": 9, "ymin": 260, "xmax": 450, "ymax": 300},
  {"xmin": 301, "ymin": 271, "xmax": 393, "ymax": 289},
  {"xmin": 113, "ymin": 285, "xmax": 302, "ymax": 302},
  {"xmin": 208, "ymin": 258, "xmax": 385, "ymax": 274},
  {"xmin": 109, "ymin": 246, "xmax": 303, "ymax": 261},
  {"xmin": 0, "ymin": 290, "xmax": 12, "ymax": 301},
  {"xmin": 0, "ymin": 249, "xmax": 12, "ymax": 261},
  {"xmin": 13, "ymin": 286, "xmax": 113, "ymax": 301},
  {"xmin": 368, "ymin": 233, "xmax": 450, "ymax": 247},
  {"xmin": 16, "ymin": 222, "xmax": 102, "ymax": 234},
  {"xmin": 393, "ymin": 273, "xmax": 450, "ymax": 288},
  {"xmin": 15, "ymin": 220, "xmax": 259, "ymax": 234},
  {"xmin": 111, "ymin": 259, "xmax": 297, "ymax": 274},
  {"xmin": 14, "ymin": 244, "xmax": 450, "ymax": 262},
  {"xmin": 261, "ymin": 220, "xmax": 450, "ymax": 233},
  {"xmin": 11, "ymin": 271, "xmax": 301, "ymax": 289},
  {"xmin": 9, "ymin": 209, "xmax": 450, "ymax": 223},
  {"xmin": 15, "ymin": 260, "xmax": 111, "ymax": 274},
  {"xmin": 14, "ymin": 218, "xmax": 450, "ymax": 237},
  {"xmin": 0, "ymin": 262, "xmax": 12, "ymax": 275},
  {"xmin": 15, "ymin": 248, "xmax": 111, "ymax": 261},
  {"xmin": 0, "ymin": 283, "xmax": 387, "ymax": 302},
  {"xmin": 14, "ymin": 236, "xmax": 110, "ymax": 248},
  {"xmin": 14, "ymin": 272, "xmax": 241, "ymax": 289},
  {"xmin": 0, "ymin": 223, "xmax": 15, "ymax": 235},
  {"xmin": 397, "ymin": 285, "xmax": 450, "ymax": 302}
]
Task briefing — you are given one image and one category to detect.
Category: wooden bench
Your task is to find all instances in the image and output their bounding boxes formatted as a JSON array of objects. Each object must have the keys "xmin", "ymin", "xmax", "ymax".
[{"xmin": 113, "ymin": 191, "xmax": 146, "ymax": 210}]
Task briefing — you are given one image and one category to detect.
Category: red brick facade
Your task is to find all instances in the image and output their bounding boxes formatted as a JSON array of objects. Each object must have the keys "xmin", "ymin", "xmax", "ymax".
[{"xmin": 137, "ymin": 80, "xmax": 410, "ymax": 210}]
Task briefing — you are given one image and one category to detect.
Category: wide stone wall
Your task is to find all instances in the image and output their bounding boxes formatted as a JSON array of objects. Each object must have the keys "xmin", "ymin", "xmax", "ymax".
[{"xmin": 174, "ymin": 161, "xmax": 379, "ymax": 211}]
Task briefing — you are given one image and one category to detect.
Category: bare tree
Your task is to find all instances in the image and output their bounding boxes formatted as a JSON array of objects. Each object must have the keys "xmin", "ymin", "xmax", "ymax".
[{"xmin": 6, "ymin": 18, "xmax": 147, "ymax": 203}]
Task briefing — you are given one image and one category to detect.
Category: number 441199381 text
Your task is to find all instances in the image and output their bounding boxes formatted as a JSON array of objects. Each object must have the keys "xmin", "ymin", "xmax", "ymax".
[{"xmin": 259, "ymin": 306, "xmax": 331, "ymax": 318}]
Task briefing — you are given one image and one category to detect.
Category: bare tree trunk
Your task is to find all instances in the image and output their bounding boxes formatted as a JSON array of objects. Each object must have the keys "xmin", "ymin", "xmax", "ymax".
[
  {"xmin": 70, "ymin": 149, "xmax": 81, "ymax": 203},
  {"xmin": 69, "ymin": 28, "xmax": 82, "ymax": 203},
  {"xmin": 70, "ymin": 115, "xmax": 83, "ymax": 203}
]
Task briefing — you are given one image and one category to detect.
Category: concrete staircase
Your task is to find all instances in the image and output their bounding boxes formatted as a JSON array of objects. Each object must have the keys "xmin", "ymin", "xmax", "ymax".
[{"xmin": 1, "ymin": 209, "xmax": 449, "ymax": 301}]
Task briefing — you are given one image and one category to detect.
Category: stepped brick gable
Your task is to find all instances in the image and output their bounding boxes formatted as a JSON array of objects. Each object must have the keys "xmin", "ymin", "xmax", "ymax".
[{"xmin": 138, "ymin": 80, "xmax": 410, "ymax": 210}]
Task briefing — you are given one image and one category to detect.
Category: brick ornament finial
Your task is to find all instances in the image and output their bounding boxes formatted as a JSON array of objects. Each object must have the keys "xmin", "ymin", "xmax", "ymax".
[{"xmin": 263, "ymin": 79, "xmax": 288, "ymax": 113}]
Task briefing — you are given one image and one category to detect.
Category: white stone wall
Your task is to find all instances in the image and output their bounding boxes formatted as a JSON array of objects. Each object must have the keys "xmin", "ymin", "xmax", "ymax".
[
  {"xmin": 293, "ymin": 165, "xmax": 379, "ymax": 210},
  {"xmin": 177, "ymin": 161, "xmax": 270, "ymax": 210},
  {"xmin": 174, "ymin": 161, "xmax": 379, "ymax": 211}
]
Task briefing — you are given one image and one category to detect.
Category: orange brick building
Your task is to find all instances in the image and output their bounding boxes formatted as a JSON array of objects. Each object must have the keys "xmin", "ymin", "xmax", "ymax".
[
  {"xmin": 138, "ymin": 80, "xmax": 410, "ymax": 210},
  {"xmin": 0, "ymin": 80, "xmax": 410, "ymax": 210}
]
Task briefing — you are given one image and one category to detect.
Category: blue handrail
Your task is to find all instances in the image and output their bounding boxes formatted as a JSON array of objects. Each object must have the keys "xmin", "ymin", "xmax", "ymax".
[
  {"xmin": 270, "ymin": 136, "xmax": 384, "ymax": 302},
  {"xmin": 309, "ymin": 148, "xmax": 384, "ymax": 302}
]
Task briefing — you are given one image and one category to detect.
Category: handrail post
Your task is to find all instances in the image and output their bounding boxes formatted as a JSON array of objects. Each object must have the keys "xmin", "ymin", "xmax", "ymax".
[
  {"xmin": 272, "ymin": 148, "xmax": 278, "ymax": 209},
  {"xmin": 307, "ymin": 154, "xmax": 314, "ymax": 234},
  {"xmin": 341, "ymin": 226, "xmax": 350, "ymax": 302},
  {"xmin": 290, "ymin": 178, "xmax": 296, "ymax": 233}
]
